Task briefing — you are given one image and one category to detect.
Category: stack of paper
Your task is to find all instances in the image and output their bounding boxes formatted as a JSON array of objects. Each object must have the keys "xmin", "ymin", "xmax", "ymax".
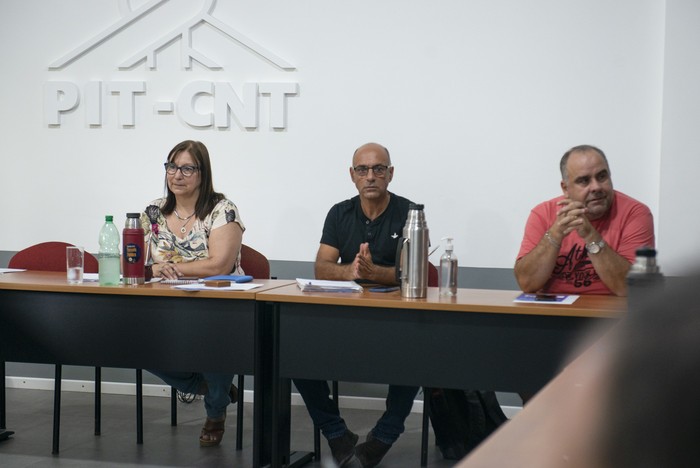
[{"xmin": 296, "ymin": 278, "xmax": 363, "ymax": 293}]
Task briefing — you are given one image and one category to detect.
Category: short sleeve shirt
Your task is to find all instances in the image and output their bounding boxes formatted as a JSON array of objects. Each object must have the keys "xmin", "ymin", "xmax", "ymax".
[
  {"xmin": 516, "ymin": 190, "xmax": 655, "ymax": 295},
  {"xmin": 321, "ymin": 192, "xmax": 413, "ymax": 266},
  {"xmin": 141, "ymin": 198, "xmax": 245, "ymax": 273}
]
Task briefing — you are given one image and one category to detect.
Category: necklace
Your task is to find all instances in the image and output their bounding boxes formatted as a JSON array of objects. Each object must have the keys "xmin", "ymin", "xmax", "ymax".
[
  {"xmin": 174, "ymin": 209, "xmax": 195, "ymax": 221},
  {"xmin": 179, "ymin": 218, "xmax": 192, "ymax": 234},
  {"xmin": 174, "ymin": 209, "xmax": 195, "ymax": 234}
]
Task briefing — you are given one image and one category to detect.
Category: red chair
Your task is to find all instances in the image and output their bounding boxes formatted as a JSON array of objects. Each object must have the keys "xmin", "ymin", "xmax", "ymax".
[
  {"xmin": 240, "ymin": 243, "xmax": 271, "ymax": 280},
  {"xmin": 9, "ymin": 241, "xmax": 98, "ymax": 273},
  {"xmin": 8, "ymin": 241, "xmax": 100, "ymax": 454}
]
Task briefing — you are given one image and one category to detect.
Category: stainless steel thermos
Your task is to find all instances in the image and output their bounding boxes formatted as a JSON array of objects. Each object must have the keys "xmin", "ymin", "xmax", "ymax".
[{"xmin": 397, "ymin": 203, "xmax": 429, "ymax": 298}]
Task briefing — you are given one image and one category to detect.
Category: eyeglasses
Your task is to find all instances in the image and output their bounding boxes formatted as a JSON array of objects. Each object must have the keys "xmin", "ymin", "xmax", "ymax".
[
  {"xmin": 352, "ymin": 164, "xmax": 391, "ymax": 177},
  {"xmin": 164, "ymin": 162, "xmax": 199, "ymax": 177}
]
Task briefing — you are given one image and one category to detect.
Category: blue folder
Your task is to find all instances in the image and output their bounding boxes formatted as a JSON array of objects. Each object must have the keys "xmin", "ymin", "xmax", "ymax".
[{"xmin": 202, "ymin": 274, "xmax": 254, "ymax": 283}]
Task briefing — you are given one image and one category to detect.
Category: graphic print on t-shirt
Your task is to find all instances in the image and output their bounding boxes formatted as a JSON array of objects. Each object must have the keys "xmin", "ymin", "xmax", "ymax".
[{"xmin": 552, "ymin": 243, "xmax": 599, "ymax": 289}]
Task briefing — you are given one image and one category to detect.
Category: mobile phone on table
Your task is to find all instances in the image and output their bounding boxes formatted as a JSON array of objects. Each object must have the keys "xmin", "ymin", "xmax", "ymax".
[{"xmin": 369, "ymin": 286, "xmax": 400, "ymax": 293}]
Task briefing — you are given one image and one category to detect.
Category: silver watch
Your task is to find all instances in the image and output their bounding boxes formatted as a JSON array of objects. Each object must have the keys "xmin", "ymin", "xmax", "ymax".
[{"xmin": 586, "ymin": 239, "xmax": 606, "ymax": 254}]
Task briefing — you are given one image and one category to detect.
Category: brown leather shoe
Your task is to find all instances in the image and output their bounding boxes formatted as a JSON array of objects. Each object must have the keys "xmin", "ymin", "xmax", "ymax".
[
  {"xmin": 329, "ymin": 430, "xmax": 359, "ymax": 467},
  {"xmin": 199, "ymin": 416, "xmax": 226, "ymax": 447},
  {"xmin": 356, "ymin": 432, "xmax": 391, "ymax": 468}
]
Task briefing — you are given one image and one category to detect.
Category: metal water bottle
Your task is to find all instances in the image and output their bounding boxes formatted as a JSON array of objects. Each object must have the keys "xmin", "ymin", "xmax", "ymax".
[
  {"xmin": 626, "ymin": 246, "xmax": 663, "ymax": 314},
  {"xmin": 397, "ymin": 203, "xmax": 429, "ymax": 298},
  {"xmin": 122, "ymin": 212, "xmax": 145, "ymax": 285}
]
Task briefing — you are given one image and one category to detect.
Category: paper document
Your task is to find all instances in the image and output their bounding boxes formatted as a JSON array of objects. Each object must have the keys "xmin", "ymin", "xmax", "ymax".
[
  {"xmin": 83, "ymin": 273, "xmax": 160, "ymax": 283},
  {"xmin": 514, "ymin": 293, "xmax": 579, "ymax": 305},
  {"xmin": 0, "ymin": 268, "xmax": 26, "ymax": 274},
  {"xmin": 173, "ymin": 283, "xmax": 263, "ymax": 291},
  {"xmin": 296, "ymin": 278, "xmax": 363, "ymax": 293},
  {"xmin": 161, "ymin": 275, "xmax": 253, "ymax": 285},
  {"xmin": 161, "ymin": 278, "xmax": 199, "ymax": 284}
]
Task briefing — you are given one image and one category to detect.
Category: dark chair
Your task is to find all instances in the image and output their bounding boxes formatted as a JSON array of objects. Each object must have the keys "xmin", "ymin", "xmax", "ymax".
[
  {"xmin": 166, "ymin": 243, "xmax": 271, "ymax": 450},
  {"xmin": 313, "ymin": 262, "xmax": 439, "ymax": 465},
  {"xmin": 8, "ymin": 241, "xmax": 100, "ymax": 454}
]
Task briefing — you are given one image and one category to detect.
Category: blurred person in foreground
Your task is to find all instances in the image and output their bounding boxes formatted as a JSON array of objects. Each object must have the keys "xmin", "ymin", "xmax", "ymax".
[{"xmin": 593, "ymin": 273, "xmax": 696, "ymax": 468}]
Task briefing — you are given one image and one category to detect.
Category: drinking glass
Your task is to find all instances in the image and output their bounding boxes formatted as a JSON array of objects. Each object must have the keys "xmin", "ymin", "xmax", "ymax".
[{"xmin": 66, "ymin": 246, "xmax": 84, "ymax": 284}]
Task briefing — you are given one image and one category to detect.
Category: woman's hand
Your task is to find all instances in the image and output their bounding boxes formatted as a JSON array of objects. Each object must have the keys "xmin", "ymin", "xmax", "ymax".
[{"xmin": 154, "ymin": 262, "xmax": 183, "ymax": 280}]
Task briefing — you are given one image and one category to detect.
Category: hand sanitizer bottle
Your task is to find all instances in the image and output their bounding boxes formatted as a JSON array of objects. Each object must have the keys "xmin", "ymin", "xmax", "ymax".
[{"xmin": 439, "ymin": 237, "xmax": 458, "ymax": 296}]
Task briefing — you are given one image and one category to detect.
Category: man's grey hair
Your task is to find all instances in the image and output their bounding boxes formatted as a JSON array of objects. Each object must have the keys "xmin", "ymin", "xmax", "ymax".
[{"xmin": 560, "ymin": 144, "xmax": 609, "ymax": 181}]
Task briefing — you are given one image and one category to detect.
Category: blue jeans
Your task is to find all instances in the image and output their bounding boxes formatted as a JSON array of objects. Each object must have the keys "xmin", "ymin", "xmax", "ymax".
[
  {"xmin": 149, "ymin": 370, "xmax": 234, "ymax": 419},
  {"xmin": 294, "ymin": 379, "xmax": 419, "ymax": 445}
]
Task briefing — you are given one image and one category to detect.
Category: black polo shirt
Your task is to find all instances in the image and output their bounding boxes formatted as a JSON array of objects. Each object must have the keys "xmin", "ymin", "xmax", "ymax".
[{"xmin": 320, "ymin": 192, "xmax": 413, "ymax": 267}]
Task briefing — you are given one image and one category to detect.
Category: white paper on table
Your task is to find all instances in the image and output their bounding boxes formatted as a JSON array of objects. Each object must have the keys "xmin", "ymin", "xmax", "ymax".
[
  {"xmin": 82, "ymin": 273, "xmax": 162, "ymax": 284},
  {"xmin": 172, "ymin": 282, "xmax": 263, "ymax": 291},
  {"xmin": 296, "ymin": 278, "xmax": 363, "ymax": 292}
]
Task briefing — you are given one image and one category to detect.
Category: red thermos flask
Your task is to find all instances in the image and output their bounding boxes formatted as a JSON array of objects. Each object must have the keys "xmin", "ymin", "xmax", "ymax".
[{"xmin": 123, "ymin": 212, "xmax": 145, "ymax": 284}]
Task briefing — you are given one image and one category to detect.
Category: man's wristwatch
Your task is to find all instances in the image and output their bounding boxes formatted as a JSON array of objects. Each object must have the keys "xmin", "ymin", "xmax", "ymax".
[{"xmin": 586, "ymin": 239, "xmax": 606, "ymax": 254}]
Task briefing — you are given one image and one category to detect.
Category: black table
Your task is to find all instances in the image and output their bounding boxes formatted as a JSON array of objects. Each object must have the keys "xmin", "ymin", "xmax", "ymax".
[
  {"xmin": 258, "ymin": 285, "xmax": 625, "ymax": 468},
  {"xmin": 0, "ymin": 271, "xmax": 293, "ymax": 467}
]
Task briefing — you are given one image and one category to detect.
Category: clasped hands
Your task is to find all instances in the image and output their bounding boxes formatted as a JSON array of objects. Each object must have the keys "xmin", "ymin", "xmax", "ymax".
[
  {"xmin": 351, "ymin": 242, "xmax": 377, "ymax": 281},
  {"xmin": 549, "ymin": 198, "xmax": 596, "ymax": 244}
]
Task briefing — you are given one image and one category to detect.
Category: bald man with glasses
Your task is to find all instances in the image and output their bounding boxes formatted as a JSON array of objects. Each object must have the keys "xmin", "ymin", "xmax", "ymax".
[{"xmin": 294, "ymin": 142, "xmax": 420, "ymax": 468}]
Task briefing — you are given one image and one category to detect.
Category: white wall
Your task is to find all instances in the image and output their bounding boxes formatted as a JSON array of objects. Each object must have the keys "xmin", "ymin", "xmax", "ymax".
[
  {"xmin": 659, "ymin": 0, "xmax": 700, "ymax": 275},
  {"xmin": 0, "ymin": 0, "xmax": 688, "ymax": 272}
]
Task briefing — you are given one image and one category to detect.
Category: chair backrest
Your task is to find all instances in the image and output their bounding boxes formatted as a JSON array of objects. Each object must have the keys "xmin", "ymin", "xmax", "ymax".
[
  {"xmin": 239, "ymin": 244, "xmax": 270, "ymax": 279},
  {"xmin": 428, "ymin": 262, "xmax": 438, "ymax": 287},
  {"xmin": 8, "ymin": 241, "xmax": 99, "ymax": 273}
]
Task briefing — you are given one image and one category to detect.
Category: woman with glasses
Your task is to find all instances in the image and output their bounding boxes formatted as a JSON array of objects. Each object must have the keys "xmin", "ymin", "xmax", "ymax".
[{"xmin": 141, "ymin": 139, "xmax": 245, "ymax": 447}]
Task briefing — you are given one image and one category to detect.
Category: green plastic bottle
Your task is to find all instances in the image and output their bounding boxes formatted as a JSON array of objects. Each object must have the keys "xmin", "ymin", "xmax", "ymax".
[{"xmin": 98, "ymin": 215, "xmax": 121, "ymax": 286}]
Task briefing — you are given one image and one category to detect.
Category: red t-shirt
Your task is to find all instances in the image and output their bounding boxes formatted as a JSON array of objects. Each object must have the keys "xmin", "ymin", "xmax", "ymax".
[{"xmin": 517, "ymin": 190, "xmax": 655, "ymax": 295}]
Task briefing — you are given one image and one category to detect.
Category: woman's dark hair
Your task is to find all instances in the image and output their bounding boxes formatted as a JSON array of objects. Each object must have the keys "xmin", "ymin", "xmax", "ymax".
[{"xmin": 161, "ymin": 140, "xmax": 225, "ymax": 219}]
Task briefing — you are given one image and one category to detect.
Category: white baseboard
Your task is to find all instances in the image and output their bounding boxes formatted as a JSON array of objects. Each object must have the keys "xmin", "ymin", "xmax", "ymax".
[{"xmin": 5, "ymin": 376, "xmax": 521, "ymax": 419}]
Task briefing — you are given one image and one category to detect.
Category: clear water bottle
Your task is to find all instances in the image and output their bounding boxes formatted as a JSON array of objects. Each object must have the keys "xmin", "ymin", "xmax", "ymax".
[
  {"xmin": 439, "ymin": 237, "xmax": 458, "ymax": 296},
  {"xmin": 98, "ymin": 215, "xmax": 121, "ymax": 286}
]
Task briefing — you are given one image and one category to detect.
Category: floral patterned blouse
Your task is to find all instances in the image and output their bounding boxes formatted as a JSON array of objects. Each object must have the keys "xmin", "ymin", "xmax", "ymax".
[{"xmin": 141, "ymin": 197, "xmax": 246, "ymax": 274}]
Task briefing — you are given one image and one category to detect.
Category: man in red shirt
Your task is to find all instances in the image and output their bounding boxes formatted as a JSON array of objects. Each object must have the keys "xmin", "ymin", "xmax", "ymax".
[{"xmin": 514, "ymin": 145, "xmax": 654, "ymax": 296}]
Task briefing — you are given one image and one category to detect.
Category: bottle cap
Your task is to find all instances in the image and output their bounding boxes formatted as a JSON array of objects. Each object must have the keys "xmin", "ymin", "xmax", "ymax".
[
  {"xmin": 105, "ymin": 215, "xmax": 113, "ymax": 222},
  {"xmin": 441, "ymin": 236, "xmax": 454, "ymax": 251},
  {"xmin": 635, "ymin": 246, "xmax": 657, "ymax": 258},
  {"xmin": 126, "ymin": 213, "xmax": 140, "ymax": 218}
]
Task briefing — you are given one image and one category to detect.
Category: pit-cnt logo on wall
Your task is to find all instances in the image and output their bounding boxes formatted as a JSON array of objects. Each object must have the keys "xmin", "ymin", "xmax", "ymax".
[{"xmin": 45, "ymin": 0, "xmax": 298, "ymax": 130}]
